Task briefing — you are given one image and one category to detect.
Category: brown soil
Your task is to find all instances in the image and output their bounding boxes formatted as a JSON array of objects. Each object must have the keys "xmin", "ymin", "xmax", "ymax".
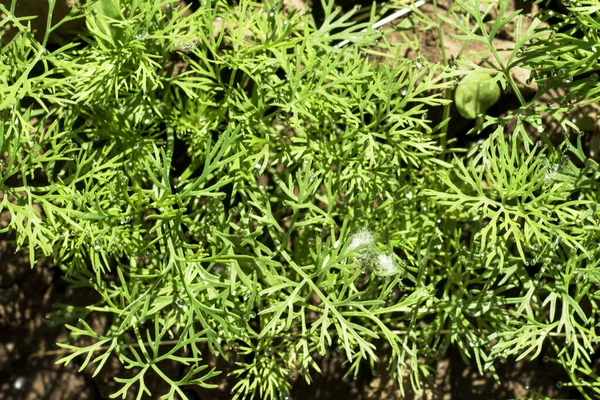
[{"xmin": 0, "ymin": 0, "xmax": 84, "ymax": 43}]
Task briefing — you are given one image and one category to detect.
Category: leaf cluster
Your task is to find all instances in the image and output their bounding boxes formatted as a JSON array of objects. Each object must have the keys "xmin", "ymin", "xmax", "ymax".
[{"xmin": 2, "ymin": 0, "xmax": 600, "ymax": 399}]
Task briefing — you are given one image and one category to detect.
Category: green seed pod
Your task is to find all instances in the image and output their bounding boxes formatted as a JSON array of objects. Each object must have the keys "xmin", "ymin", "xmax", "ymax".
[{"xmin": 455, "ymin": 71, "xmax": 501, "ymax": 120}]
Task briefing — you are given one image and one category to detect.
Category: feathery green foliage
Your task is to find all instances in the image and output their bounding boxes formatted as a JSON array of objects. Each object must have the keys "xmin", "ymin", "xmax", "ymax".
[{"xmin": 2, "ymin": 0, "xmax": 600, "ymax": 398}]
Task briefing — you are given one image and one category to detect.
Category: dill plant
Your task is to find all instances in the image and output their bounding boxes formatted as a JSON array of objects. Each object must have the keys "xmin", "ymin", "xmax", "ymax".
[
  {"xmin": 1, "ymin": 0, "xmax": 600, "ymax": 399},
  {"xmin": 431, "ymin": 0, "xmax": 600, "ymax": 398}
]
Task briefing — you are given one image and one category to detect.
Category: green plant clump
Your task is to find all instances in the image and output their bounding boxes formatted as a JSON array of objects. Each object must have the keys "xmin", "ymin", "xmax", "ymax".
[{"xmin": 2, "ymin": 0, "xmax": 600, "ymax": 398}]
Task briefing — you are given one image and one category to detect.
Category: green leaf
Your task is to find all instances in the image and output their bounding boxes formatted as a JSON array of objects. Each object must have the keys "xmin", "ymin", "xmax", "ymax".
[{"xmin": 86, "ymin": 0, "xmax": 123, "ymax": 45}]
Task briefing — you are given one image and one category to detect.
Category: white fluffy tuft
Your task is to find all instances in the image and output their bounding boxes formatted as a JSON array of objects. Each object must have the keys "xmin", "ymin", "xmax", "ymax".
[
  {"xmin": 373, "ymin": 253, "xmax": 399, "ymax": 276},
  {"xmin": 348, "ymin": 229, "xmax": 375, "ymax": 251}
]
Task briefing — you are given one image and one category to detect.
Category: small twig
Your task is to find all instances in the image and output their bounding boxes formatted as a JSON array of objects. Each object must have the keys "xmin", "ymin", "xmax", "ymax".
[
  {"xmin": 337, "ymin": 0, "xmax": 426, "ymax": 48},
  {"xmin": 28, "ymin": 339, "xmax": 198, "ymax": 360}
]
